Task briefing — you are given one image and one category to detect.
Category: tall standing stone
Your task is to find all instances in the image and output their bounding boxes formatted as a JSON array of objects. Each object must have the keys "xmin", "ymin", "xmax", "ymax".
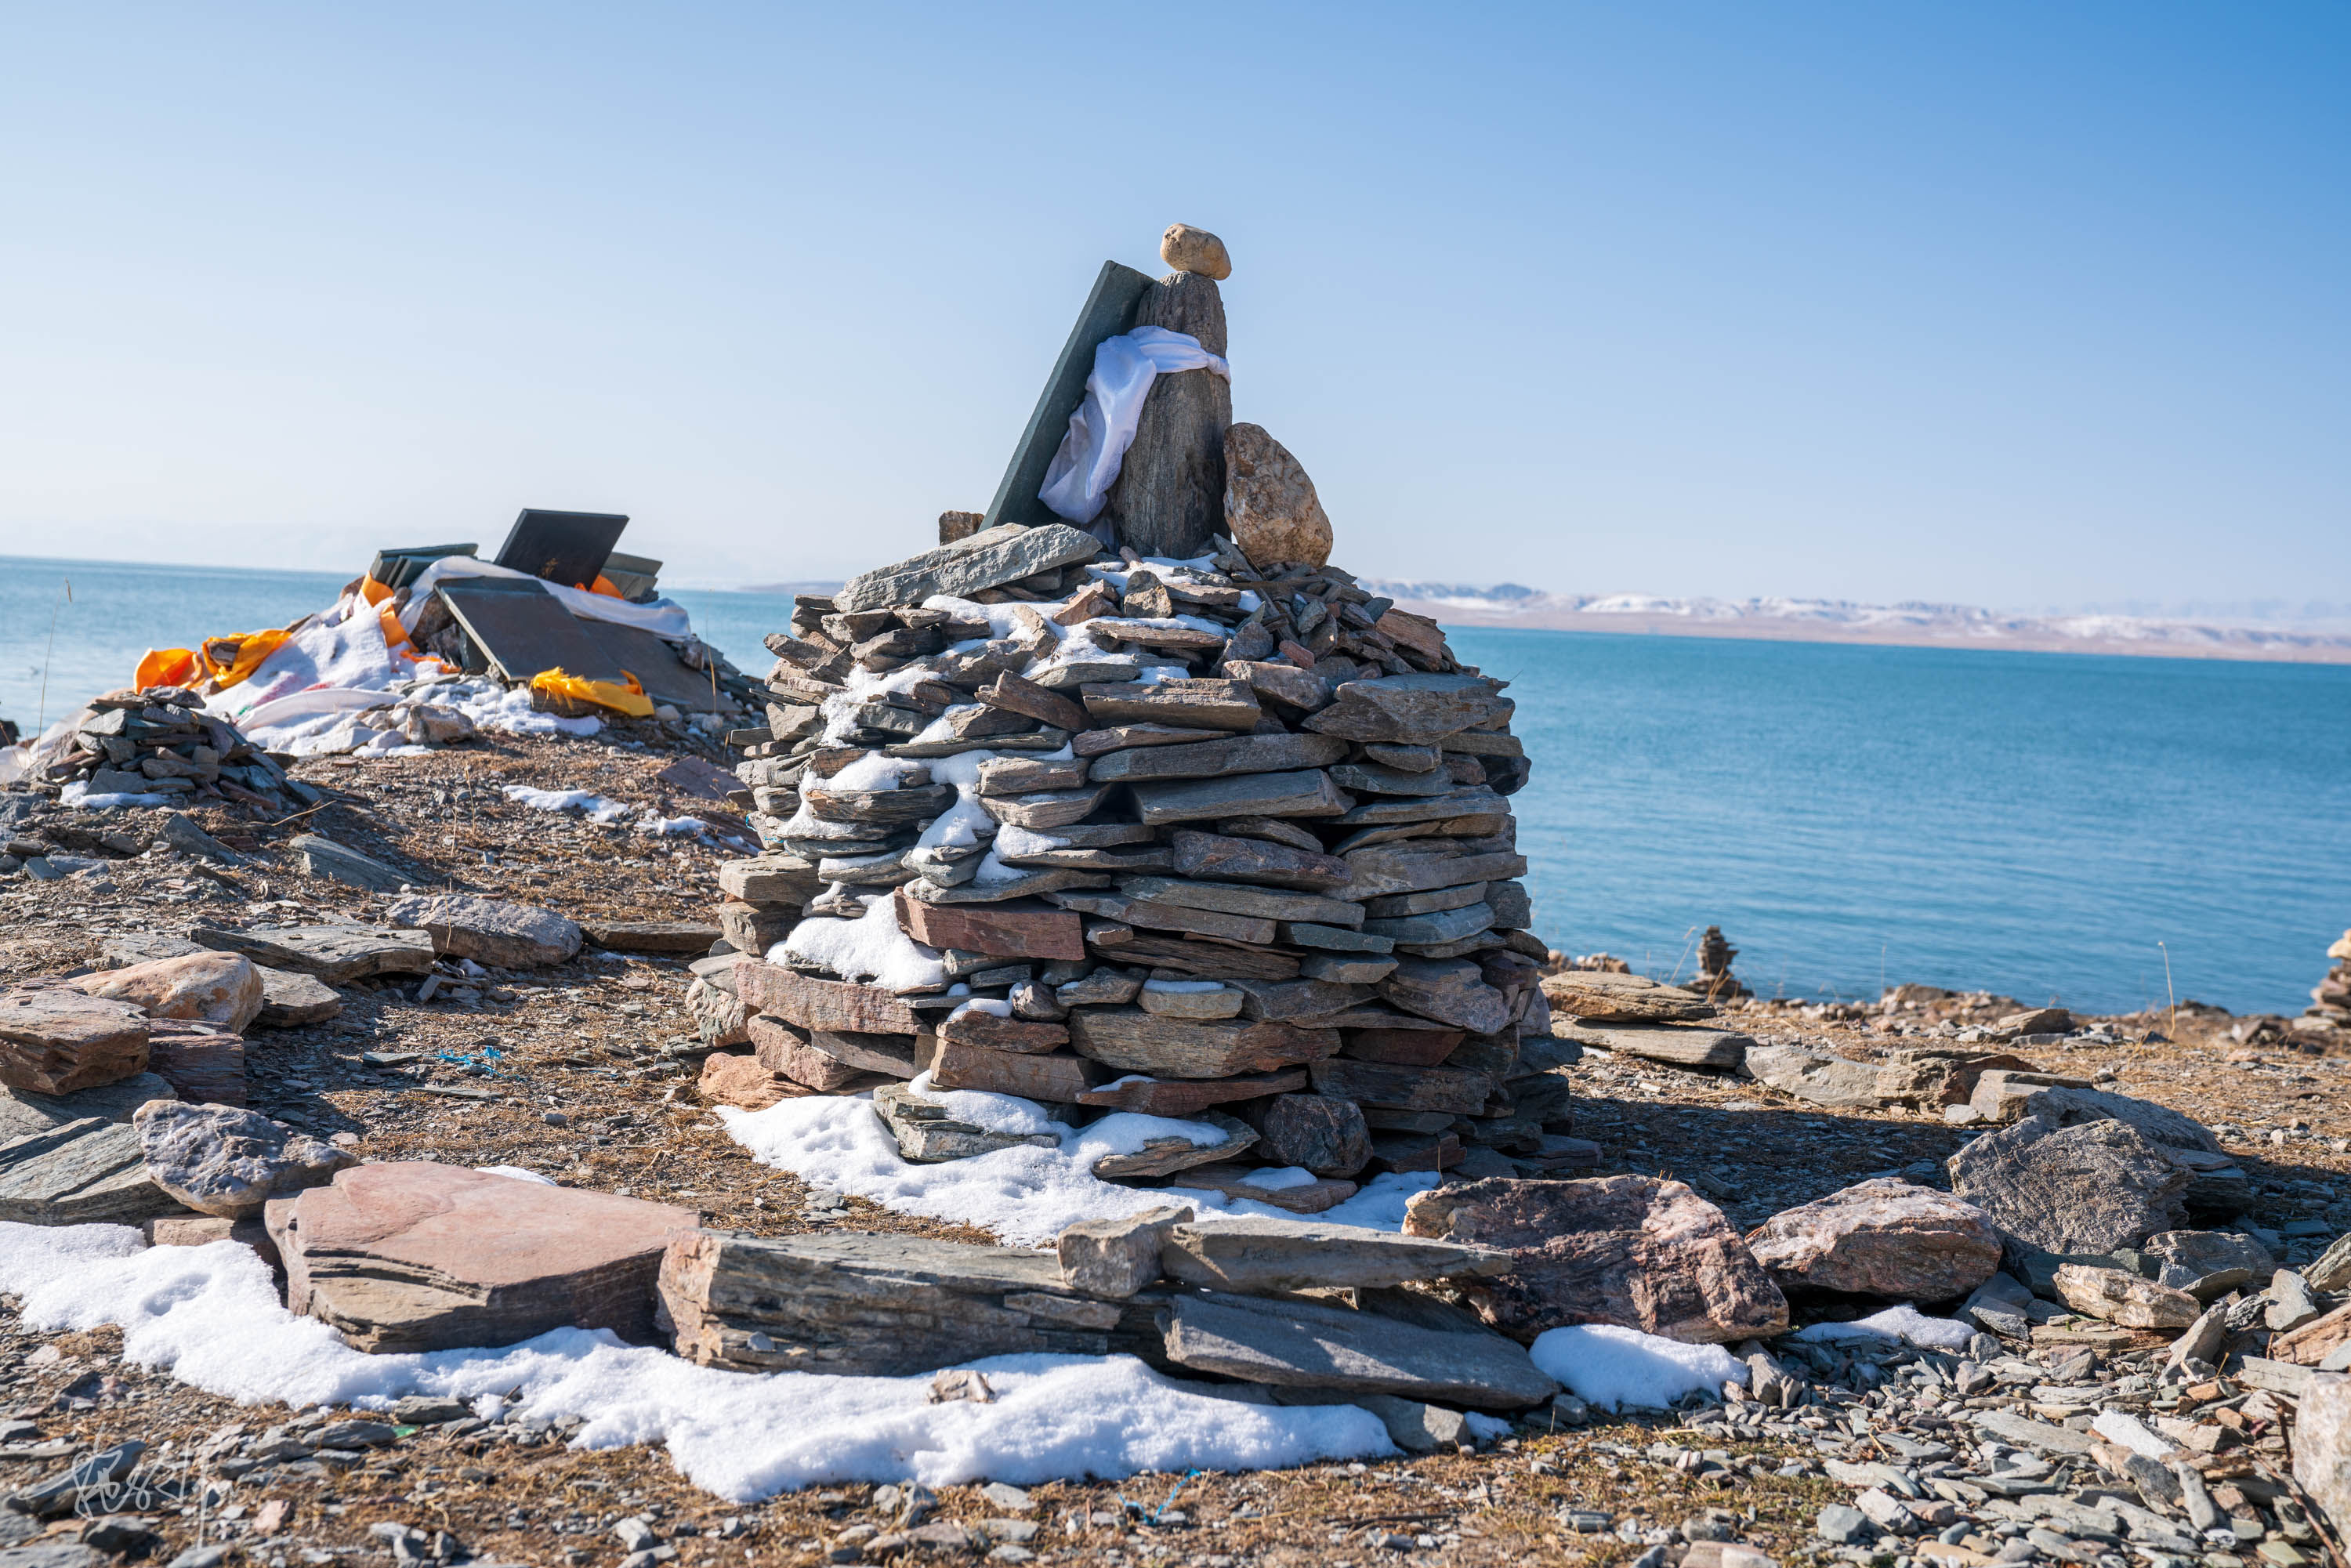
[{"xmin": 1100, "ymin": 253, "xmax": 1231, "ymax": 559}]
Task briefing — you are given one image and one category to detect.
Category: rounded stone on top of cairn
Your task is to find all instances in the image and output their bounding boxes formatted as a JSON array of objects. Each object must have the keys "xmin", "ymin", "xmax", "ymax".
[
  {"xmin": 1099, "ymin": 226, "xmax": 1235, "ymax": 560},
  {"xmin": 1160, "ymin": 224, "xmax": 1232, "ymax": 281}
]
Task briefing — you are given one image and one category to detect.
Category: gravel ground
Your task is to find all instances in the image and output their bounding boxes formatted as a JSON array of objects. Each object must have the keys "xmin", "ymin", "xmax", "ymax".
[{"xmin": 1, "ymin": 729, "xmax": 2345, "ymax": 1568}]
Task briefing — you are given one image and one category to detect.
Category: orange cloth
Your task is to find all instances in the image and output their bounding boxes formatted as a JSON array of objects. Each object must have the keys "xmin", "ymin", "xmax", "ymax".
[
  {"xmin": 134, "ymin": 628, "xmax": 295, "ymax": 693},
  {"xmin": 585, "ymin": 574, "xmax": 622, "ymax": 598},
  {"xmin": 530, "ymin": 667, "xmax": 654, "ymax": 717}
]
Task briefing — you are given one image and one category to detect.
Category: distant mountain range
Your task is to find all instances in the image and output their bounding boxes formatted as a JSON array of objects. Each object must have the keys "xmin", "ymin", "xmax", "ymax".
[{"xmin": 1361, "ymin": 583, "xmax": 2351, "ymax": 663}]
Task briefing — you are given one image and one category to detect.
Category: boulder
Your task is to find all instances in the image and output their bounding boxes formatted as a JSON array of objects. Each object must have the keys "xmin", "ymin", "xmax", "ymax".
[
  {"xmin": 1402, "ymin": 1176, "xmax": 1788, "ymax": 1344},
  {"xmin": 73, "ymin": 951, "xmax": 263, "ymax": 1033},
  {"xmin": 1222, "ymin": 424, "xmax": 1333, "ymax": 570},
  {"xmin": 1157, "ymin": 1215, "xmax": 1512, "ymax": 1295},
  {"xmin": 1553, "ymin": 1019, "xmax": 1750, "ymax": 1071},
  {"xmin": 1947, "ymin": 1115, "xmax": 2190, "ymax": 1260},
  {"xmin": 268, "ymin": 1163, "xmax": 700, "ymax": 1352},
  {"xmin": 2295, "ymin": 1375, "xmax": 2351, "ymax": 1537},
  {"xmin": 0, "ymin": 988, "xmax": 150, "ymax": 1095},
  {"xmin": 2143, "ymin": 1229, "xmax": 2276, "ymax": 1291},
  {"xmin": 382, "ymin": 893, "xmax": 582, "ymax": 968},
  {"xmin": 133, "ymin": 1101, "xmax": 353, "ymax": 1219},
  {"xmin": 0, "ymin": 1074, "xmax": 176, "ymax": 1145},
  {"xmin": 1161, "ymin": 223, "xmax": 1232, "ymax": 280},
  {"xmin": 255, "ymin": 969, "xmax": 343, "ymax": 1028},
  {"xmin": 1744, "ymin": 1179, "xmax": 2001, "ymax": 1301},
  {"xmin": 1156, "ymin": 1290, "xmax": 1558, "ymax": 1409}
]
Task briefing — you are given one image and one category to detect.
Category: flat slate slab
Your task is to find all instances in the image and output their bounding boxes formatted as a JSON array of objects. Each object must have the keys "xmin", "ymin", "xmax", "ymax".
[
  {"xmin": 289, "ymin": 834, "xmax": 413, "ymax": 893},
  {"xmin": 659, "ymin": 1229, "xmax": 1132, "ymax": 1375},
  {"xmin": 0, "ymin": 988, "xmax": 150, "ymax": 1095},
  {"xmin": 0, "ymin": 1073, "xmax": 177, "ymax": 1145},
  {"xmin": 384, "ymin": 893, "xmax": 582, "ymax": 968},
  {"xmin": 191, "ymin": 925, "xmax": 435, "ymax": 984},
  {"xmin": 833, "ymin": 523, "xmax": 1101, "ymax": 614},
  {"xmin": 0, "ymin": 1118, "xmax": 179, "ymax": 1226},
  {"xmin": 256, "ymin": 968, "xmax": 344, "ymax": 1027},
  {"xmin": 1156, "ymin": 1290, "xmax": 1558, "ymax": 1409},
  {"xmin": 270, "ymin": 1163, "xmax": 700, "ymax": 1353},
  {"xmin": 1158, "ymin": 1216, "xmax": 1512, "ymax": 1295},
  {"xmin": 1552, "ymin": 1019, "xmax": 1752, "ymax": 1070}
]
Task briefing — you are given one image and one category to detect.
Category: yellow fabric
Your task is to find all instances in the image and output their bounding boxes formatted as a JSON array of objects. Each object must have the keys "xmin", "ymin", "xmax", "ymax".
[
  {"xmin": 134, "ymin": 627, "xmax": 295, "ymax": 693},
  {"xmin": 531, "ymin": 667, "xmax": 654, "ymax": 718}
]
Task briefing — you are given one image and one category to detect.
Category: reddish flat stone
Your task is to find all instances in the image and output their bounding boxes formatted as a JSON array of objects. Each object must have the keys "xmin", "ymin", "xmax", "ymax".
[
  {"xmin": 0, "ymin": 987, "xmax": 150, "ymax": 1095},
  {"xmin": 266, "ymin": 1163, "xmax": 701, "ymax": 1353},
  {"xmin": 893, "ymin": 893, "xmax": 1084, "ymax": 961},
  {"xmin": 735, "ymin": 962, "xmax": 919, "ymax": 1034}
]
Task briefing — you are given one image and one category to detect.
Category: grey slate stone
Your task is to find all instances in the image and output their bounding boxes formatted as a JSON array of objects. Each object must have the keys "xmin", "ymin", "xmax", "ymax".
[
  {"xmin": 0, "ymin": 1073, "xmax": 177, "ymax": 1145},
  {"xmin": 0, "ymin": 1119, "xmax": 179, "ymax": 1226},
  {"xmin": 1155, "ymin": 1289, "xmax": 1558, "ymax": 1408},
  {"xmin": 834, "ymin": 524, "xmax": 1102, "ymax": 614},
  {"xmin": 288, "ymin": 833, "xmax": 412, "ymax": 893}
]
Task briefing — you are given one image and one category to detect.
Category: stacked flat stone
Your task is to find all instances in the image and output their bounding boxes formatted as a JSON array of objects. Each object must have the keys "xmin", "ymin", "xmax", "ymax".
[
  {"xmin": 703, "ymin": 521, "xmax": 1574, "ymax": 1211},
  {"xmin": 31, "ymin": 686, "xmax": 300, "ymax": 811}
]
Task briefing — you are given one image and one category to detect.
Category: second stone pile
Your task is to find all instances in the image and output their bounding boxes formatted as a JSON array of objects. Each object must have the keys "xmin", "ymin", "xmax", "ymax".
[{"xmin": 701, "ymin": 520, "xmax": 1577, "ymax": 1211}]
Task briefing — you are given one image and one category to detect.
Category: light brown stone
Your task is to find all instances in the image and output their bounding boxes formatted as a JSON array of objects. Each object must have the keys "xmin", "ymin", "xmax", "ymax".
[
  {"xmin": 1223, "ymin": 424, "xmax": 1332, "ymax": 570},
  {"xmin": 1058, "ymin": 1204, "xmax": 1193, "ymax": 1298},
  {"xmin": 1159, "ymin": 223, "xmax": 1231, "ymax": 280},
  {"xmin": 2052, "ymin": 1263, "xmax": 2201, "ymax": 1329},
  {"xmin": 697, "ymin": 1051, "xmax": 806, "ymax": 1110},
  {"xmin": 74, "ymin": 951, "xmax": 263, "ymax": 1033}
]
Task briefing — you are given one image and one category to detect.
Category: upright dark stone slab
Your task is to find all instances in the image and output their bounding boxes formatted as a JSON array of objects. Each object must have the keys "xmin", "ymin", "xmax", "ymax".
[
  {"xmin": 1099, "ymin": 272, "xmax": 1231, "ymax": 559},
  {"xmin": 983, "ymin": 260, "xmax": 1156, "ymax": 534}
]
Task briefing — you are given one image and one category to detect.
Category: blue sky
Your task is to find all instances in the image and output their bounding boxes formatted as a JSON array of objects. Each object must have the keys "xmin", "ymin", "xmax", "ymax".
[{"xmin": 2, "ymin": 3, "xmax": 2344, "ymax": 610}]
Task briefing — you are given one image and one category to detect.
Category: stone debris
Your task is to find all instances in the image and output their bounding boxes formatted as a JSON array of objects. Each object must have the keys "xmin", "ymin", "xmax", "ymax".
[{"xmin": 18, "ymin": 686, "xmax": 310, "ymax": 812}]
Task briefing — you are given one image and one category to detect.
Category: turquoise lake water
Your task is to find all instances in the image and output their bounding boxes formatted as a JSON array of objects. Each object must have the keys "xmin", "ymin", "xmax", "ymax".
[{"xmin": 5, "ymin": 553, "xmax": 2345, "ymax": 1016}]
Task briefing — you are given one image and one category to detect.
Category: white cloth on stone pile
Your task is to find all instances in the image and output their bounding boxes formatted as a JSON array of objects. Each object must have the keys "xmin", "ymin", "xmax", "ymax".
[{"xmin": 1038, "ymin": 326, "xmax": 1230, "ymax": 528}]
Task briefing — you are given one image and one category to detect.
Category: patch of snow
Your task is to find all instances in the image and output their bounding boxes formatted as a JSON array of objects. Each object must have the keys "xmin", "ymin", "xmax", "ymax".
[
  {"xmin": 1236, "ymin": 1167, "xmax": 1317, "ymax": 1190},
  {"xmin": 780, "ymin": 900, "xmax": 946, "ymax": 992},
  {"xmin": 503, "ymin": 784, "xmax": 632, "ymax": 824},
  {"xmin": 901, "ymin": 1073, "xmax": 1059, "ymax": 1137},
  {"xmin": 474, "ymin": 1165, "xmax": 558, "ymax": 1186},
  {"xmin": 58, "ymin": 786, "xmax": 172, "ymax": 811},
  {"xmin": 1793, "ymin": 1305, "xmax": 1975, "ymax": 1352},
  {"xmin": 0, "ymin": 1223, "xmax": 1393, "ymax": 1496},
  {"xmin": 991, "ymin": 825, "xmax": 1068, "ymax": 857},
  {"xmin": 827, "ymin": 753, "xmax": 923, "ymax": 791},
  {"xmin": 721, "ymin": 1096, "xmax": 1436, "ymax": 1248},
  {"xmin": 1527, "ymin": 1325, "xmax": 1748, "ymax": 1411}
]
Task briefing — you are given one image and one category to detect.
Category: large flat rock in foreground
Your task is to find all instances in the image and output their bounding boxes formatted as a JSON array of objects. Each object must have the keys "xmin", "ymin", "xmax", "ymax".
[{"xmin": 267, "ymin": 1163, "xmax": 700, "ymax": 1353}]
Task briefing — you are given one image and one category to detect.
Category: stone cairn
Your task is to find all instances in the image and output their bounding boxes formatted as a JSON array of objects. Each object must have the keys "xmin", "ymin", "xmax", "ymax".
[
  {"xmin": 27, "ymin": 686, "xmax": 302, "ymax": 812},
  {"xmin": 1694, "ymin": 923, "xmax": 1749, "ymax": 1001},
  {"xmin": 694, "ymin": 226, "xmax": 1581, "ymax": 1211},
  {"xmin": 2305, "ymin": 928, "xmax": 2351, "ymax": 1038}
]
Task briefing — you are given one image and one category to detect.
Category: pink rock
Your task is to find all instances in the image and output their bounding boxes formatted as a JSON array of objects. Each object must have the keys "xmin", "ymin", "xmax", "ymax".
[
  {"xmin": 75, "ymin": 951, "xmax": 263, "ymax": 1034},
  {"xmin": 1744, "ymin": 1178, "xmax": 2001, "ymax": 1301},
  {"xmin": 0, "ymin": 986, "xmax": 150, "ymax": 1095},
  {"xmin": 266, "ymin": 1163, "xmax": 701, "ymax": 1353},
  {"xmin": 1403, "ymin": 1175, "xmax": 1788, "ymax": 1344}
]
